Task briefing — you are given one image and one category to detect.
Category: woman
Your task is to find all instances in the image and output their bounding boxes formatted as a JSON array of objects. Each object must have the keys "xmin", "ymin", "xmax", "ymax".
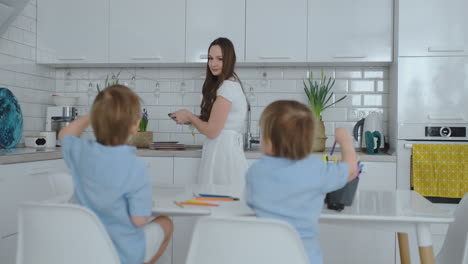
[{"xmin": 170, "ymin": 37, "xmax": 248, "ymax": 191}]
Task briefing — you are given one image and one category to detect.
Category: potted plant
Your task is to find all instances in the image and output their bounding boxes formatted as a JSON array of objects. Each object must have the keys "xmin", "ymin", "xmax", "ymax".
[
  {"xmin": 304, "ymin": 70, "xmax": 346, "ymax": 152},
  {"xmin": 128, "ymin": 108, "xmax": 153, "ymax": 148},
  {"xmin": 96, "ymin": 71, "xmax": 121, "ymax": 92}
]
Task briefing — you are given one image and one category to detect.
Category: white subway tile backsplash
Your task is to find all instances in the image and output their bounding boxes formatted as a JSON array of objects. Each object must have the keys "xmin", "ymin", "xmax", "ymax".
[
  {"xmin": 269, "ymin": 80, "xmax": 297, "ymax": 92},
  {"xmin": 376, "ymin": 80, "xmax": 389, "ymax": 93},
  {"xmin": 335, "ymin": 68, "xmax": 362, "ymax": 79},
  {"xmin": 183, "ymin": 68, "xmax": 205, "ymax": 79},
  {"xmin": 236, "ymin": 67, "xmax": 258, "ymax": 79},
  {"xmin": 349, "ymin": 80, "xmax": 375, "ymax": 92},
  {"xmin": 257, "ymin": 67, "xmax": 284, "ymax": 80},
  {"xmin": 283, "ymin": 67, "xmax": 309, "ymax": 79},
  {"xmin": 159, "ymin": 68, "xmax": 184, "ymax": 79},
  {"xmin": 363, "ymin": 68, "xmax": 388, "ymax": 79},
  {"xmin": 158, "ymin": 120, "xmax": 182, "ymax": 133},
  {"xmin": 136, "ymin": 68, "xmax": 160, "ymax": 79},
  {"xmin": 363, "ymin": 94, "xmax": 383, "ymax": 106},
  {"xmin": 157, "ymin": 93, "xmax": 182, "ymax": 106},
  {"xmin": 182, "ymin": 93, "xmax": 202, "ymax": 106},
  {"xmin": 334, "ymin": 94, "xmax": 361, "ymax": 107},
  {"xmin": 321, "ymin": 108, "xmax": 348, "ymax": 122}
]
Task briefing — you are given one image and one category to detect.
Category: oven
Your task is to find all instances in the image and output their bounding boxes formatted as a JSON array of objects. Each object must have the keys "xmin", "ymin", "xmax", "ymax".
[{"xmin": 397, "ymin": 125, "xmax": 468, "ymax": 203}]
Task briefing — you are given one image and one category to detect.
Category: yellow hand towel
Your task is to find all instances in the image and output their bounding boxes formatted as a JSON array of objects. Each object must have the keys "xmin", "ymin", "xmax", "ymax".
[{"xmin": 412, "ymin": 144, "xmax": 467, "ymax": 198}]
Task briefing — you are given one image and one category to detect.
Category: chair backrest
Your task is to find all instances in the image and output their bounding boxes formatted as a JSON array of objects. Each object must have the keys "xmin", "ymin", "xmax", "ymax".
[
  {"xmin": 436, "ymin": 193, "xmax": 468, "ymax": 264},
  {"xmin": 185, "ymin": 216, "xmax": 310, "ymax": 264},
  {"xmin": 16, "ymin": 201, "xmax": 120, "ymax": 264}
]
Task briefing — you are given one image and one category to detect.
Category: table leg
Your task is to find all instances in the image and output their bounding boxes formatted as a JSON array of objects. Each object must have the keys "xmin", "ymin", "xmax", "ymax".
[
  {"xmin": 397, "ymin": 232, "xmax": 411, "ymax": 264},
  {"xmin": 416, "ymin": 223, "xmax": 435, "ymax": 264}
]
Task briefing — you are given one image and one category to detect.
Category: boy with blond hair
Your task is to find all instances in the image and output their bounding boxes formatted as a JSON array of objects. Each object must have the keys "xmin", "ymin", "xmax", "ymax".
[
  {"xmin": 59, "ymin": 84, "xmax": 173, "ymax": 264},
  {"xmin": 246, "ymin": 100, "xmax": 358, "ymax": 264}
]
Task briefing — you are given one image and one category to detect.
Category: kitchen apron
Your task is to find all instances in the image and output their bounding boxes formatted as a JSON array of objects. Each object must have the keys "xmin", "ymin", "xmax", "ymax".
[{"xmin": 198, "ymin": 130, "xmax": 248, "ymax": 194}]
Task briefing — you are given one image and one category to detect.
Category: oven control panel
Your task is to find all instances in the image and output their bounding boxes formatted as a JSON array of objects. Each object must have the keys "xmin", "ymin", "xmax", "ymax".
[{"xmin": 425, "ymin": 126, "xmax": 466, "ymax": 138}]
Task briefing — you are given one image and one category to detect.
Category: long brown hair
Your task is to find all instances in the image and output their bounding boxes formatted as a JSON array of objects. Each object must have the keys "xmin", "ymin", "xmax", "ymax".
[{"xmin": 199, "ymin": 37, "xmax": 241, "ymax": 121}]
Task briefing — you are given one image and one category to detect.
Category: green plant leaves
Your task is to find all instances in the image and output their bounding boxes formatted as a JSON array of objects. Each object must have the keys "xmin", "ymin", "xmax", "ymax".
[{"xmin": 303, "ymin": 70, "xmax": 346, "ymax": 118}]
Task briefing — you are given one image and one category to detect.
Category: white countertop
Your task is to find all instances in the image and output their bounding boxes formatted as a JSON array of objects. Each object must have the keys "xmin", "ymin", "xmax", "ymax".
[{"xmin": 0, "ymin": 146, "xmax": 396, "ymax": 165}]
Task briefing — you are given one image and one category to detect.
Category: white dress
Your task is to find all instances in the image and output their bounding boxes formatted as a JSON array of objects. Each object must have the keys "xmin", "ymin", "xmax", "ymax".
[{"xmin": 198, "ymin": 80, "xmax": 248, "ymax": 194}]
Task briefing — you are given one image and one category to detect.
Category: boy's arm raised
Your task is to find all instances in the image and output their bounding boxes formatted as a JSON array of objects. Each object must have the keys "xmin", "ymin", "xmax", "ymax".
[
  {"xmin": 335, "ymin": 127, "xmax": 358, "ymax": 182},
  {"xmin": 58, "ymin": 115, "xmax": 90, "ymax": 141}
]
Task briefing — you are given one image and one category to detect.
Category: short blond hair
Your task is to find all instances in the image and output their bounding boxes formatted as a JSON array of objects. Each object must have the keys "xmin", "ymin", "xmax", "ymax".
[
  {"xmin": 90, "ymin": 84, "xmax": 141, "ymax": 146},
  {"xmin": 260, "ymin": 100, "xmax": 314, "ymax": 160}
]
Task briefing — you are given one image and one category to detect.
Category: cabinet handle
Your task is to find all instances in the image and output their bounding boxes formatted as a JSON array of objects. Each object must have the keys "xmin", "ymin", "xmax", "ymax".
[
  {"xmin": 404, "ymin": 144, "xmax": 413, "ymax": 149},
  {"xmin": 199, "ymin": 54, "xmax": 208, "ymax": 60},
  {"xmin": 258, "ymin": 56, "xmax": 291, "ymax": 60},
  {"xmin": 427, "ymin": 114, "xmax": 464, "ymax": 120},
  {"xmin": 57, "ymin": 57, "xmax": 86, "ymax": 61},
  {"xmin": 333, "ymin": 55, "xmax": 366, "ymax": 59},
  {"xmin": 27, "ymin": 167, "xmax": 53, "ymax": 176},
  {"xmin": 427, "ymin": 47, "xmax": 465, "ymax": 53},
  {"xmin": 131, "ymin": 56, "xmax": 161, "ymax": 60}
]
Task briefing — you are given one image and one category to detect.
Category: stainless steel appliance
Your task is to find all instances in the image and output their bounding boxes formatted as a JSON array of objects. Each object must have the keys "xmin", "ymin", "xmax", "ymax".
[
  {"xmin": 396, "ymin": 57, "xmax": 468, "ymax": 197},
  {"xmin": 46, "ymin": 106, "xmax": 77, "ymax": 146}
]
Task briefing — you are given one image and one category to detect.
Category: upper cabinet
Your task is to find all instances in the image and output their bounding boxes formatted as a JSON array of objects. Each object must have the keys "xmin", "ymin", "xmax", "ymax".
[
  {"xmin": 398, "ymin": 0, "xmax": 468, "ymax": 57},
  {"xmin": 37, "ymin": 0, "xmax": 109, "ymax": 64},
  {"xmin": 308, "ymin": 0, "xmax": 392, "ymax": 62},
  {"xmin": 186, "ymin": 0, "xmax": 245, "ymax": 63},
  {"xmin": 109, "ymin": 0, "xmax": 185, "ymax": 63},
  {"xmin": 245, "ymin": 0, "xmax": 307, "ymax": 63}
]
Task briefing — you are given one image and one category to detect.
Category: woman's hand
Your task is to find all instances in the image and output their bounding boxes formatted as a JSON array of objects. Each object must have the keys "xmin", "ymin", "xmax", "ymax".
[{"xmin": 170, "ymin": 110, "xmax": 193, "ymax": 125}]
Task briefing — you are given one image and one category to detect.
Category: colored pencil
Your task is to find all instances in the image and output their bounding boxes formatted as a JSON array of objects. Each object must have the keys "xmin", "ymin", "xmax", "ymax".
[
  {"xmin": 194, "ymin": 197, "xmax": 239, "ymax": 201},
  {"xmin": 196, "ymin": 193, "xmax": 236, "ymax": 199},
  {"xmin": 180, "ymin": 200, "xmax": 219, "ymax": 207},
  {"xmin": 173, "ymin": 200, "xmax": 184, "ymax": 208}
]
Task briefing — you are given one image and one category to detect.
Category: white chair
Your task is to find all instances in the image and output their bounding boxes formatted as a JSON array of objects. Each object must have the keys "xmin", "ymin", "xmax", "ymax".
[
  {"xmin": 185, "ymin": 216, "xmax": 310, "ymax": 264},
  {"xmin": 16, "ymin": 201, "xmax": 120, "ymax": 264},
  {"xmin": 436, "ymin": 193, "xmax": 468, "ymax": 264}
]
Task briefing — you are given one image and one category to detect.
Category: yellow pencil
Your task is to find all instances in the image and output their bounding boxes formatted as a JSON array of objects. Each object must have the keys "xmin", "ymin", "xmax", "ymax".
[{"xmin": 173, "ymin": 200, "xmax": 184, "ymax": 208}]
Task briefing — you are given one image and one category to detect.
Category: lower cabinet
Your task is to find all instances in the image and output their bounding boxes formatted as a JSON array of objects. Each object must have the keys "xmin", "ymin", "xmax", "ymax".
[
  {"xmin": 0, "ymin": 234, "xmax": 17, "ymax": 264},
  {"xmin": 0, "ymin": 159, "xmax": 70, "ymax": 264}
]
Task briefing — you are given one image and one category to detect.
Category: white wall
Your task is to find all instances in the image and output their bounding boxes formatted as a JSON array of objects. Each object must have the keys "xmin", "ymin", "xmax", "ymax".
[
  {"xmin": 0, "ymin": 0, "xmax": 55, "ymax": 140},
  {"xmin": 55, "ymin": 66, "xmax": 389, "ymax": 147}
]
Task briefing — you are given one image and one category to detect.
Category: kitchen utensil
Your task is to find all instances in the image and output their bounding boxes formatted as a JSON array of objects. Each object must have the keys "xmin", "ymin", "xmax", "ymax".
[
  {"xmin": 353, "ymin": 112, "xmax": 384, "ymax": 151},
  {"xmin": 24, "ymin": 136, "xmax": 47, "ymax": 148}
]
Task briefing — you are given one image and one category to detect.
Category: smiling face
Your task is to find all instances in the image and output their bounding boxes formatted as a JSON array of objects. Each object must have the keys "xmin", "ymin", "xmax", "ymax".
[{"xmin": 208, "ymin": 45, "xmax": 223, "ymax": 76}]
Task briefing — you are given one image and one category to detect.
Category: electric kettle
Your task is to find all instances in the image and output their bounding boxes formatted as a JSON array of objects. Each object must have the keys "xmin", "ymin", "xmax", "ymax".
[{"xmin": 353, "ymin": 112, "xmax": 384, "ymax": 153}]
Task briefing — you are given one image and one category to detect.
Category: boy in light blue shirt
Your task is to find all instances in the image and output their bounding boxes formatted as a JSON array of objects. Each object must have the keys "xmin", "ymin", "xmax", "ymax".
[
  {"xmin": 59, "ymin": 84, "xmax": 173, "ymax": 264},
  {"xmin": 246, "ymin": 100, "xmax": 358, "ymax": 264}
]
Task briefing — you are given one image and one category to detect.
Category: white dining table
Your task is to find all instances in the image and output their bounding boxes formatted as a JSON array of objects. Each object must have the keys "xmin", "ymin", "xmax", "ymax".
[{"xmin": 152, "ymin": 184, "xmax": 454, "ymax": 264}]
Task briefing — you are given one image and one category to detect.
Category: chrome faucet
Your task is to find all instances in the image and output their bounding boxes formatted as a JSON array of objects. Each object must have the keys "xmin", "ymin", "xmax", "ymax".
[{"xmin": 244, "ymin": 103, "xmax": 260, "ymax": 150}]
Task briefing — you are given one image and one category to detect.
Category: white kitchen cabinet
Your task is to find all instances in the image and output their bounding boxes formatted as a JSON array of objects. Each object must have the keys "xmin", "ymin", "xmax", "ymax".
[
  {"xmin": 172, "ymin": 157, "xmax": 200, "ymax": 264},
  {"xmin": 141, "ymin": 157, "xmax": 173, "ymax": 185},
  {"xmin": 398, "ymin": 0, "xmax": 468, "ymax": 57},
  {"xmin": 0, "ymin": 160, "xmax": 69, "ymax": 238},
  {"xmin": 186, "ymin": 0, "xmax": 245, "ymax": 63},
  {"xmin": 173, "ymin": 157, "xmax": 200, "ymax": 184},
  {"xmin": 37, "ymin": 0, "xmax": 109, "ymax": 64},
  {"xmin": 320, "ymin": 161, "xmax": 396, "ymax": 264},
  {"xmin": 320, "ymin": 224, "xmax": 395, "ymax": 264},
  {"xmin": 308, "ymin": 0, "xmax": 392, "ymax": 62},
  {"xmin": 245, "ymin": 0, "xmax": 307, "ymax": 63},
  {"xmin": 397, "ymin": 57, "xmax": 468, "ymax": 126},
  {"xmin": 0, "ymin": 234, "xmax": 17, "ymax": 264},
  {"xmin": 109, "ymin": 0, "xmax": 185, "ymax": 63},
  {"xmin": 357, "ymin": 161, "xmax": 396, "ymax": 191}
]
